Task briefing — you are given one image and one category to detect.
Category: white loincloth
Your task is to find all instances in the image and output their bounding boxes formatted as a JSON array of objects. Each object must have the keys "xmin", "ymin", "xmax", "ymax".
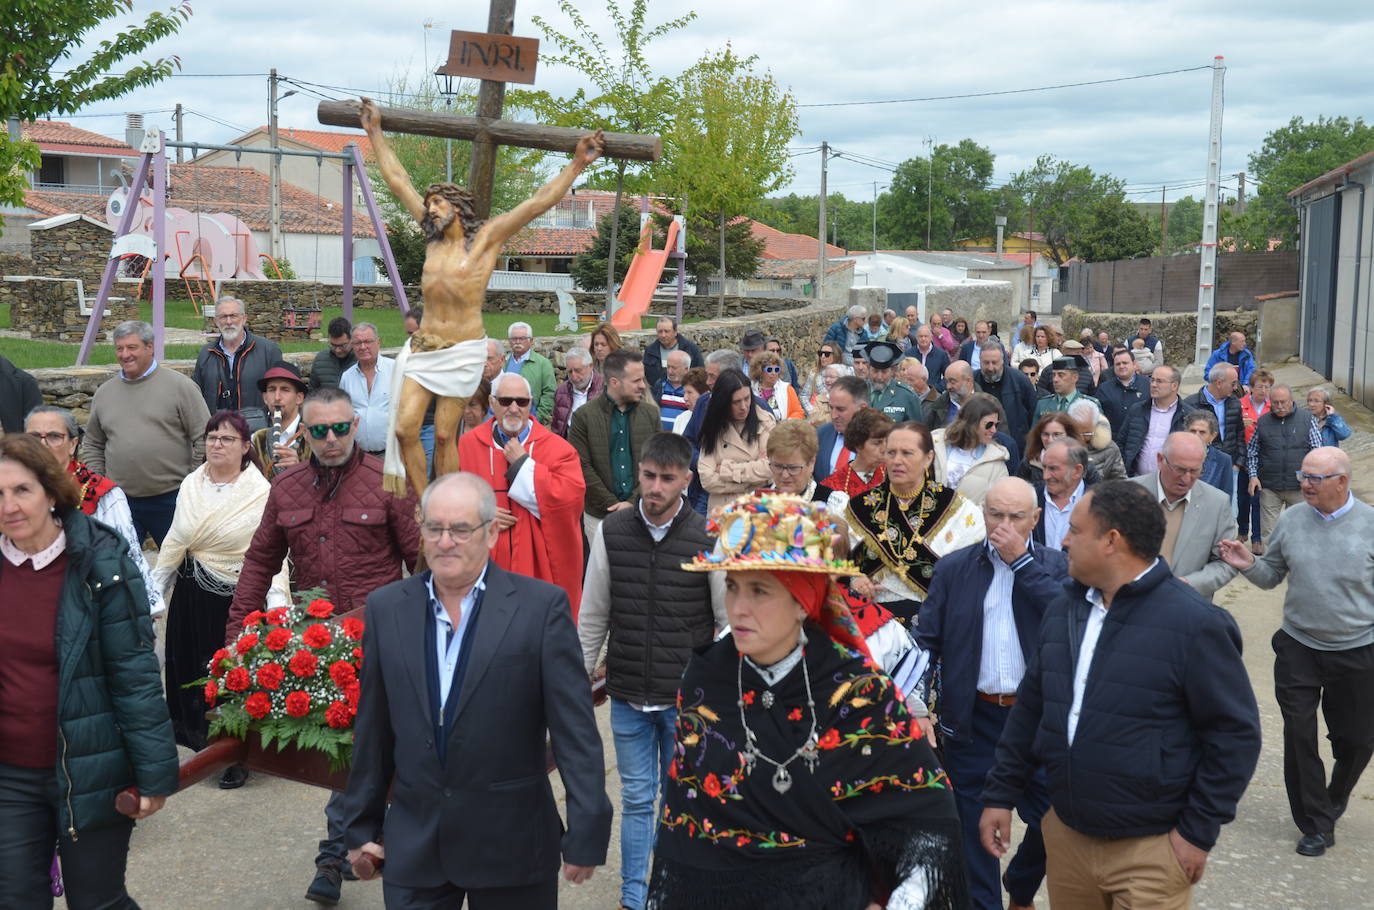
[{"xmin": 384, "ymin": 335, "xmax": 487, "ymax": 493}]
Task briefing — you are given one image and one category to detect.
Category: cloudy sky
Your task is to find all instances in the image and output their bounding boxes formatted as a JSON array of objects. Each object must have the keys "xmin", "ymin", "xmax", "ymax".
[{"xmin": 50, "ymin": 0, "xmax": 1374, "ymax": 206}]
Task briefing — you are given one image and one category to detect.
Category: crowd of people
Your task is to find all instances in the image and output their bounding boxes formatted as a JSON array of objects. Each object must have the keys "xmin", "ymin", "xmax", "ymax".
[{"xmin": 0, "ymin": 300, "xmax": 1368, "ymax": 910}]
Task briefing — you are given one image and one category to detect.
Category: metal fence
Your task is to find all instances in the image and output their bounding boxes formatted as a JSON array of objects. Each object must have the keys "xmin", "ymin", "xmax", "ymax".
[
  {"xmin": 486, "ymin": 270, "xmax": 576, "ymax": 291},
  {"xmin": 1052, "ymin": 250, "xmax": 1299, "ymax": 314}
]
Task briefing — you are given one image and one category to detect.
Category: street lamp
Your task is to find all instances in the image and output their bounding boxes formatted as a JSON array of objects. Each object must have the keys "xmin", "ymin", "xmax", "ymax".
[
  {"xmin": 433, "ymin": 70, "xmax": 458, "ymax": 183},
  {"xmin": 872, "ymin": 181, "xmax": 888, "ymax": 253}
]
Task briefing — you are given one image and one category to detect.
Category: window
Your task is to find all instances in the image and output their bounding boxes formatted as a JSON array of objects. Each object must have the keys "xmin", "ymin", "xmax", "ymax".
[{"xmin": 37, "ymin": 156, "xmax": 65, "ymax": 186}]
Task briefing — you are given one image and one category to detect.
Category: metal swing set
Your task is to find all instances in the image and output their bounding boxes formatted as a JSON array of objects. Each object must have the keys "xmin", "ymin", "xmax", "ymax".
[{"xmin": 76, "ymin": 126, "xmax": 412, "ymax": 365}]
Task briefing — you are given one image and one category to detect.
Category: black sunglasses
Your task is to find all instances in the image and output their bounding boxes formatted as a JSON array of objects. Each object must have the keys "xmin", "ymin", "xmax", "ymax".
[
  {"xmin": 495, "ymin": 396, "xmax": 532, "ymax": 408},
  {"xmin": 817, "ymin": 349, "xmax": 835, "ymax": 357},
  {"xmin": 307, "ymin": 421, "xmax": 354, "ymax": 440}
]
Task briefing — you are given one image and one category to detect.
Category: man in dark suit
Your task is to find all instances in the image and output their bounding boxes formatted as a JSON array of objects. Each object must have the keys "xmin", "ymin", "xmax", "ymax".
[
  {"xmin": 959, "ymin": 319, "xmax": 1007, "ymax": 365},
  {"xmin": 918, "ymin": 477, "xmax": 1066, "ymax": 910},
  {"xmin": 910, "ymin": 324, "xmax": 952, "ymax": 392},
  {"xmin": 342, "ymin": 472, "xmax": 612, "ymax": 909},
  {"xmin": 973, "ymin": 343, "xmax": 1036, "ymax": 460},
  {"xmin": 812, "ymin": 376, "xmax": 869, "ymax": 485}
]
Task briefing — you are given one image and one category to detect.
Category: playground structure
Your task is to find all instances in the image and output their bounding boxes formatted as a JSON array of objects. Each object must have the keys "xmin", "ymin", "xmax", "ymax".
[
  {"xmin": 77, "ymin": 127, "xmax": 410, "ymax": 365},
  {"xmin": 609, "ymin": 212, "xmax": 684, "ymax": 332}
]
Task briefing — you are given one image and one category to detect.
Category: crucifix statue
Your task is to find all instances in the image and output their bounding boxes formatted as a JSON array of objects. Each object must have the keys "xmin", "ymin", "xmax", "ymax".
[{"xmin": 356, "ymin": 98, "xmax": 604, "ymax": 497}]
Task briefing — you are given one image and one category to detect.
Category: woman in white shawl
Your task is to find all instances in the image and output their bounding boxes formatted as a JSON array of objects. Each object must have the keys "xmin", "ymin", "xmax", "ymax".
[{"xmin": 154, "ymin": 411, "xmax": 289, "ymax": 786}]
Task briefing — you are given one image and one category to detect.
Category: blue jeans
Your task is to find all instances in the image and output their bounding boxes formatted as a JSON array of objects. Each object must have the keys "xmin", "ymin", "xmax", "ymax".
[
  {"xmin": 610, "ymin": 699, "xmax": 677, "ymax": 910},
  {"xmin": 126, "ymin": 489, "xmax": 178, "ymax": 548},
  {"xmin": 943, "ymin": 699, "xmax": 1051, "ymax": 910},
  {"xmin": 419, "ymin": 423, "xmax": 435, "ymax": 478}
]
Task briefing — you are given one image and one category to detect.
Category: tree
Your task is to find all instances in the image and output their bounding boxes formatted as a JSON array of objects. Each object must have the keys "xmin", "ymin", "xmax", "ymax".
[
  {"xmin": 661, "ymin": 45, "xmax": 798, "ymax": 311},
  {"xmin": 667, "ymin": 213, "xmax": 765, "ymax": 290},
  {"xmin": 878, "ymin": 139, "xmax": 996, "ymax": 250},
  {"xmin": 531, "ymin": 0, "xmax": 697, "ymax": 306},
  {"xmin": 1000, "ymin": 155, "xmax": 1128, "ymax": 265},
  {"xmin": 374, "ymin": 218, "xmax": 426, "ymax": 285},
  {"xmin": 1165, "ymin": 195, "xmax": 1204, "ymax": 253},
  {"xmin": 757, "ymin": 192, "xmax": 876, "ymax": 251},
  {"xmin": 0, "ymin": 0, "xmax": 192, "ymax": 231},
  {"xmin": 1075, "ymin": 196, "xmax": 1157, "ymax": 262},
  {"xmin": 1232, "ymin": 115, "xmax": 1374, "ymax": 250}
]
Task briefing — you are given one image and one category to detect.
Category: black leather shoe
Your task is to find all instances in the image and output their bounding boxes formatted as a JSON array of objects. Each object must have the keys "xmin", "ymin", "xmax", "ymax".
[
  {"xmin": 1296, "ymin": 832, "xmax": 1334, "ymax": 856},
  {"xmin": 217, "ymin": 764, "xmax": 249, "ymax": 789},
  {"xmin": 305, "ymin": 863, "xmax": 343, "ymax": 905}
]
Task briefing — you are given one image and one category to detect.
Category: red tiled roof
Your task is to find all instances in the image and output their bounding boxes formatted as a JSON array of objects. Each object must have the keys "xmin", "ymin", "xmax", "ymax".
[
  {"xmin": 503, "ymin": 190, "xmax": 670, "ymax": 256},
  {"xmin": 21, "ymin": 120, "xmax": 137, "ymax": 153},
  {"xmin": 246, "ymin": 126, "xmax": 374, "ymax": 159},
  {"xmin": 747, "ymin": 220, "xmax": 846, "ymax": 260},
  {"xmin": 24, "ymin": 164, "xmax": 373, "ymax": 237}
]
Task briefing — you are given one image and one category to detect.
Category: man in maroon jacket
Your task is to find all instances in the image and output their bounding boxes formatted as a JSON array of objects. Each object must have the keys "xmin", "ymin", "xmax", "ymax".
[{"xmin": 228, "ymin": 384, "xmax": 419, "ymax": 904}]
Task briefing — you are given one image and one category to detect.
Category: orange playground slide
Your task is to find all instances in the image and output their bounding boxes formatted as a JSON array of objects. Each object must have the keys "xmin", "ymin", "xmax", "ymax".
[{"xmin": 610, "ymin": 218, "xmax": 680, "ymax": 332}]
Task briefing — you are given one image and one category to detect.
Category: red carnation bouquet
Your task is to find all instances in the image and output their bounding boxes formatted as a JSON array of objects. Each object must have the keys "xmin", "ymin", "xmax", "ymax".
[{"xmin": 199, "ymin": 590, "xmax": 364, "ymax": 769}]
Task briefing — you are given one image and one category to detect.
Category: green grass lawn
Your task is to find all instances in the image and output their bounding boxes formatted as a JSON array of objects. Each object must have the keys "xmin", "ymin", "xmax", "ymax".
[{"xmin": 0, "ymin": 302, "xmax": 669, "ymax": 370}]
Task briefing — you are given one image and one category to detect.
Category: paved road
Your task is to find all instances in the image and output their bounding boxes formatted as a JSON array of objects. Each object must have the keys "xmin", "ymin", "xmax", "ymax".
[{"xmin": 66, "ymin": 362, "xmax": 1373, "ymax": 909}]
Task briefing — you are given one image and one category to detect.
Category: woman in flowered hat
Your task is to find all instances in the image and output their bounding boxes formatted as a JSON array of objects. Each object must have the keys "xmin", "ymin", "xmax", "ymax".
[{"xmin": 646, "ymin": 494, "xmax": 968, "ymax": 910}]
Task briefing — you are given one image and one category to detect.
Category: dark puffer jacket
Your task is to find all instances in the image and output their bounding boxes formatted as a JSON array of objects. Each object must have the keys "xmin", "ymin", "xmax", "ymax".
[
  {"xmin": 982, "ymin": 559, "xmax": 1261, "ymax": 851},
  {"xmin": 600, "ymin": 502, "xmax": 716, "ymax": 707},
  {"xmin": 227, "ymin": 446, "xmax": 420, "ymax": 638},
  {"xmin": 1181, "ymin": 388, "xmax": 1245, "ymax": 465},
  {"xmin": 46, "ymin": 509, "xmax": 178, "ymax": 837}
]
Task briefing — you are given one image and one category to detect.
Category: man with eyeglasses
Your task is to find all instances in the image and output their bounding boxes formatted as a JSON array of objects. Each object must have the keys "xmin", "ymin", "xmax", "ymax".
[
  {"xmin": 578, "ymin": 432, "xmax": 724, "ymax": 910},
  {"xmin": 338, "ymin": 322, "xmax": 394, "ymax": 460},
  {"xmin": 918, "ymin": 477, "xmax": 1065, "ymax": 910},
  {"xmin": 1120, "ymin": 365, "xmax": 1188, "ymax": 478},
  {"xmin": 504, "ymin": 321, "xmax": 556, "ymax": 425},
  {"xmin": 1220, "ymin": 447, "xmax": 1374, "ymax": 858},
  {"xmin": 191, "ymin": 295, "xmax": 282, "ymax": 430},
  {"xmin": 458, "ymin": 372, "xmax": 587, "ymax": 616},
  {"xmin": 340, "ymin": 472, "xmax": 612, "ymax": 909},
  {"xmin": 228, "ymin": 385, "xmax": 419, "ymax": 904},
  {"xmin": 1244, "ymin": 384, "xmax": 1323, "ymax": 544},
  {"xmin": 823, "ymin": 304, "xmax": 868, "ymax": 366},
  {"xmin": 310, "ymin": 317, "xmax": 357, "ymax": 391},
  {"xmin": 1129, "ymin": 432, "xmax": 1237, "ymax": 600}
]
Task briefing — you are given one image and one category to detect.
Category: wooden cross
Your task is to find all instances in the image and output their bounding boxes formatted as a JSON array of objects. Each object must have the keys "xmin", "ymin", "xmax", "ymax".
[{"xmin": 317, "ymin": 2, "xmax": 659, "ymax": 220}]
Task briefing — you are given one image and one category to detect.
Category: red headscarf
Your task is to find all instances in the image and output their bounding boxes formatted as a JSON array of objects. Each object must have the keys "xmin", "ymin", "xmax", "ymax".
[{"xmin": 768, "ymin": 570, "xmax": 874, "ymax": 664}]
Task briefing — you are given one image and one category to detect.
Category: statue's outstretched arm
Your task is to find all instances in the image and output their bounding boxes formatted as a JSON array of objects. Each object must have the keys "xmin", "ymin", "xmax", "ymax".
[
  {"xmin": 481, "ymin": 130, "xmax": 605, "ymax": 251},
  {"xmin": 359, "ymin": 97, "xmax": 425, "ymax": 223}
]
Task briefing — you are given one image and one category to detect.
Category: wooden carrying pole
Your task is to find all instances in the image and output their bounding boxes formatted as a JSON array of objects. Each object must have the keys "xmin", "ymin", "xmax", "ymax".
[{"xmin": 317, "ymin": 99, "xmax": 661, "ymax": 163}]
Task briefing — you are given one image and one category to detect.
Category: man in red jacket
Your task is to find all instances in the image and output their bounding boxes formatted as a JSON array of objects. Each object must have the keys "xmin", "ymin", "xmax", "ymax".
[
  {"xmin": 458, "ymin": 372, "xmax": 587, "ymax": 617},
  {"xmin": 227, "ymin": 385, "xmax": 419, "ymax": 905}
]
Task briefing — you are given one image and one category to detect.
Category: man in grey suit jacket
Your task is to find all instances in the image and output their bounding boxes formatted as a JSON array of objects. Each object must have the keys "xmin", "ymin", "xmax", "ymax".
[
  {"xmin": 1131, "ymin": 432, "xmax": 1238, "ymax": 599},
  {"xmin": 341, "ymin": 472, "xmax": 612, "ymax": 908}
]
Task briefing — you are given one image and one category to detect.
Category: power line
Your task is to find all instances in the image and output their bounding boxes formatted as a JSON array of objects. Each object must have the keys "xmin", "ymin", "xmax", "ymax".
[
  {"xmin": 798, "ymin": 64, "xmax": 1212, "ymax": 108},
  {"xmin": 183, "ymin": 108, "xmax": 250, "ymax": 134}
]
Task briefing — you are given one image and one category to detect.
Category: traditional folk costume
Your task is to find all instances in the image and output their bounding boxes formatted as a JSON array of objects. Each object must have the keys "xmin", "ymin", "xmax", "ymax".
[
  {"xmin": 66, "ymin": 459, "xmax": 163, "ymax": 614},
  {"xmin": 648, "ymin": 496, "xmax": 967, "ymax": 910},
  {"xmin": 845, "ymin": 479, "xmax": 984, "ymax": 622},
  {"xmin": 821, "ymin": 461, "xmax": 885, "ymax": 517},
  {"xmin": 456, "ymin": 417, "xmax": 587, "ymax": 617},
  {"xmin": 153, "ymin": 464, "xmax": 289, "ymax": 749}
]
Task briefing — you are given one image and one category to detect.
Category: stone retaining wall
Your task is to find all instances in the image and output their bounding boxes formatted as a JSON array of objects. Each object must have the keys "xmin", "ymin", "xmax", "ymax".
[
  {"xmin": 0, "ymin": 252, "xmax": 34, "ymax": 307},
  {"xmin": 1060, "ymin": 307, "xmax": 1258, "ymax": 368},
  {"xmin": 10, "ymin": 277, "xmax": 140, "ymax": 343},
  {"xmin": 29, "ymin": 299, "xmax": 848, "ymax": 425}
]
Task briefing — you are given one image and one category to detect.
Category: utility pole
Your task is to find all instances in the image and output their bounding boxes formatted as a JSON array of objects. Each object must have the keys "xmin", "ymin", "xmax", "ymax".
[
  {"xmin": 1236, "ymin": 171, "xmax": 1246, "ymax": 214},
  {"xmin": 872, "ymin": 181, "xmax": 879, "ymax": 252},
  {"xmin": 1160, "ymin": 185, "xmax": 1167, "ymax": 253},
  {"xmin": 925, "ymin": 136, "xmax": 934, "ymax": 249},
  {"xmin": 174, "ymin": 103, "xmax": 184, "ymax": 163},
  {"xmin": 818, "ymin": 141, "xmax": 828, "ymax": 301},
  {"xmin": 268, "ymin": 68, "xmax": 283, "ymax": 261},
  {"xmin": 1194, "ymin": 55, "xmax": 1226, "ymax": 367}
]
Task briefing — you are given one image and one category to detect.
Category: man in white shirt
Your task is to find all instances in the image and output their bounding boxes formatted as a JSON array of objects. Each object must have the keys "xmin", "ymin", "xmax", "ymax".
[
  {"xmin": 917, "ymin": 477, "xmax": 1067, "ymax": 910},
  {"xmin": 337, "ymin": 322, "xmax": 394, "ymax": 457},
  {"xmin": 1037, "ymin": 439, "xmax": 1088, "ymax": 550}
]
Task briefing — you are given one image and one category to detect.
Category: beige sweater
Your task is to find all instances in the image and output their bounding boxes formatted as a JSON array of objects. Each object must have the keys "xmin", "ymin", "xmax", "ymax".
[{"xmin": 82, "ymin": 366, "xmax": 209, "ymax": 497}]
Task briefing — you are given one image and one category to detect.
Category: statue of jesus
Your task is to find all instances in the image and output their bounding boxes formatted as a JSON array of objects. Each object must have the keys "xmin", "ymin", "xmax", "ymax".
[{"xmin": 358, "ymin": 97, "xmax": 604, "ymax": 496}]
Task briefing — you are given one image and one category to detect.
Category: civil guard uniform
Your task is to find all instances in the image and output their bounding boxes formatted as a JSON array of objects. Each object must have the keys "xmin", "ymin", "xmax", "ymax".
[{"xmin": 864, "ymin": 341, "xmax": 926, "ymax": 423}]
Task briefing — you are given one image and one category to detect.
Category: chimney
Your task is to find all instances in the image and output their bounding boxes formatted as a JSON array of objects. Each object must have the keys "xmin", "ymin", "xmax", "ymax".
[{"xmin": 125, "ymin": 113, "xmax": 145, "ymax": 151}]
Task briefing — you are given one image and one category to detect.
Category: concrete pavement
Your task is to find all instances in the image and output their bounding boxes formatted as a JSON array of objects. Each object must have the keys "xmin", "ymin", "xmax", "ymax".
[{"xmin": 62, "ymin": 361, "xmax": 1374, "ymax": 909}]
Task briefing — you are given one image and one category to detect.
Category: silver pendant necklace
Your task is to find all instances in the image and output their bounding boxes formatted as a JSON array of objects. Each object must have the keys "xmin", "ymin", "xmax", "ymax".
[{"xmin": 737, "ymin": 650, "xmax": 820, "ymax": 794}]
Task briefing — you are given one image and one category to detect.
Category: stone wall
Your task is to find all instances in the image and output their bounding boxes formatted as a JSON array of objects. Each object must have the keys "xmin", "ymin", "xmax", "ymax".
[
  {"xmin": 1060, "ymin": 306, "xmax": 1259, "ymax": 367},
  {"xmin": 212, "ymin": 277, "xmax": 811, "ymax": 340},
  {"xmin": 10, "ymin": 277, "xmax": 139, "ymax": 343},
  {"xmin": 29, "ymin": 299, "xmax": 849, "ymax": 423},
  {"xmin": 925, "ymin": 282, "xmax": 1016, "ymax": 332},
  {"xmin": 0, "ymin": 251, "xmax": 34, "ymax": 307},
  {"xmin": 30, "ymin": 217, "xmax": 112, "ymax": 298}
]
